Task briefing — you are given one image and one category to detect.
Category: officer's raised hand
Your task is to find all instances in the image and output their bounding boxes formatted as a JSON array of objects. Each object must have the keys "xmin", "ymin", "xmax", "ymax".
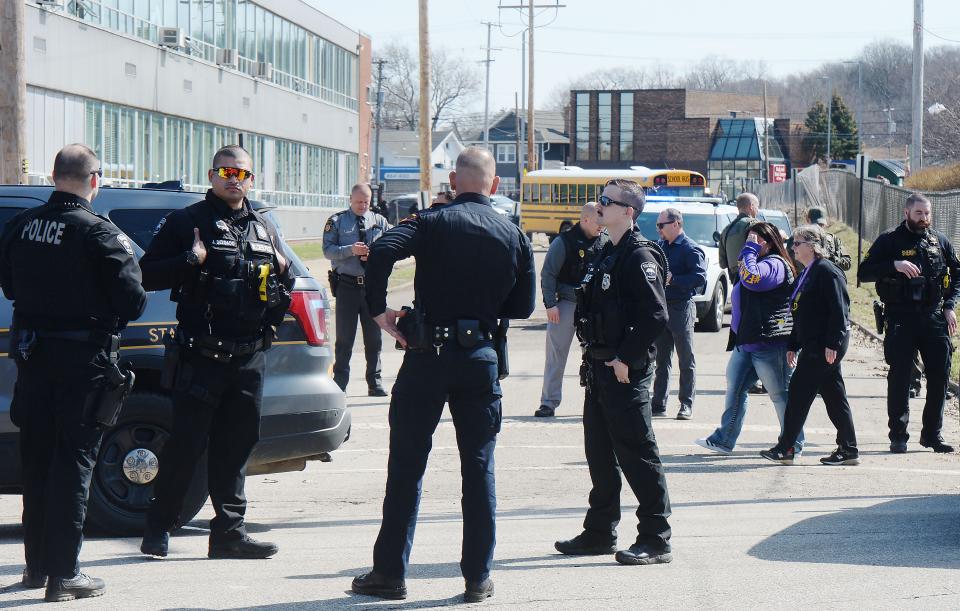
[
  {"xmin": 894, "ymin": 260, "xmax": 921, "ymax": 278},
  {"xmin": 605, "ymin": 357, "xmax": 630, "ymax": 383},
  {"xmin": 192, "ymin": 227, "xmax": 207, "ymax": 265},
  {"xmin": 374, "ymin": 307, "xmax": 407, "ymax": 348}
]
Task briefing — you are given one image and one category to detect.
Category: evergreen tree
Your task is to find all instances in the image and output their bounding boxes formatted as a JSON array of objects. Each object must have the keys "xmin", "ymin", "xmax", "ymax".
[
  {"xmin": 803, "ymin": 94, "xmax": 860, "ymax": 162},
  {"xmin": 803, "ymin": 101, "xmax": 829, "ymax": 162}
]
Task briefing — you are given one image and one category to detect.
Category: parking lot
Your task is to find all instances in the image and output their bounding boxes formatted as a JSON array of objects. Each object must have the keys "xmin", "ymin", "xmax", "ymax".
[{"xmin": 1, "ymin": 248, "xmax": 958, "ymax": 610}]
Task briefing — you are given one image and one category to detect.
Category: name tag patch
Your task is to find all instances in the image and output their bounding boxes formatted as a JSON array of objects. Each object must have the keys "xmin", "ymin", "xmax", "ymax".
[
  {"xmin": 253, "ymin": 222, "xmax": 268, "ymax": 240},
  {"xmin": 211, "ymin": 238, "xmax": 237, "ymax": 250},
  {"xmin": 248, "ymin": 241, "xmax": 274, "ymax": 254}
]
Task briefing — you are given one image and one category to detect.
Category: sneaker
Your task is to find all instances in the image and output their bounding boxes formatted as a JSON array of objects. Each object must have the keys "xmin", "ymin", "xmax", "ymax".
[
  {"xmin": 890, "ymin": 440, "xmax": 908, "ymax": 454},
  {"xmin": 919, "ymin": 437, "xmax": 955, "ymax": 453},
  {"xmin": 759, "ymin": 446, "xmax": 795, "ymax": 465},
  {"xmin": 614, "ymin": 543, "xmax": 673, "ymax": 565},
  {"xmin": 676, "ymin": 405, "xmax": 692, "ymax": 420},
  {"xmin": 695, "ymin": 437, "xmax": 732, "ymax": 455},
  {"xmin": 820, "ymin": 447, "xmax": 861, "ymax": 466},
  {"xmin": 44, "ymin": 573, "xmax": 105, "ymax": 602},
  {"xmin": 554, "ymin": 532, "xmax": 617, "ymax": 556},
  {"xmin": 351, "ymin": 571, "xmax": 407, "ymax": 600},
  {"xmin": 534, "ymin": 405, "xmax": 555, "ymax": 417},
  {"xmin": 140, "ymin": 525, "xmax": 170, "ymax": 557},
  {"xmin": 21, "ymin": 568, "xmax": 47, "ymax": 589},
  {"xmin": 464, "ymin": 578, "xmax": 494, "ymax": 603},
  {"xmin": 208, "ymin": 535, "xmax": 278, "ymax": 559}
]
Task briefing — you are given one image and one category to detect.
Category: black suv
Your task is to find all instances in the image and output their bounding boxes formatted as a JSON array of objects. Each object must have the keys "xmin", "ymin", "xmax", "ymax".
[{"xmin": 0, "ymin": 186, "xmax": 349, "ymax": 534}]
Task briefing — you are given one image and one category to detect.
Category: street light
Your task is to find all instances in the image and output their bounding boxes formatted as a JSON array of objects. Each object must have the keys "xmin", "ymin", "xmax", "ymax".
[
  {"xmin": 883, "ymin": 107, "xmax": 896, "ymax": 158},
  {"xmin": 821, "ymin": 75, "xmax": 832, "ymax": 163},
  {"xmin": 842, "ymin": 60, "xmax": 863, "ymax": 154}
]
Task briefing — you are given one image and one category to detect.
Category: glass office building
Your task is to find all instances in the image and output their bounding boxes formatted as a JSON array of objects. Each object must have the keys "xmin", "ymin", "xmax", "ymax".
[{"xmin": 706, "ymin": 118, "xmax": 787, "ymax": 198}]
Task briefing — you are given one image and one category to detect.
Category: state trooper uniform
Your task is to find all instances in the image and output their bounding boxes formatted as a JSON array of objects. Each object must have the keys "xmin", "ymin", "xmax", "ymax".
[
  {"xmin": 322, "ymin": 207, "xmax": 390, "ymax": 393},
  {"xmin": 561, "ymin": 226, "xmax": 673, "ymax": 560},
  {"xmin": 140, "ymin": 190, "xmax": 293, "ymax": 556},
  {"xmin": 353, "ymin": 192, "xmax": 535, "ymax": 598},
  {"xmin": 859, "ymin": 221, "xmax": 960, "ymax": 451},
  {"xmin": 0, "ymin": 190, "xmax": 146, "ymax": 596}
]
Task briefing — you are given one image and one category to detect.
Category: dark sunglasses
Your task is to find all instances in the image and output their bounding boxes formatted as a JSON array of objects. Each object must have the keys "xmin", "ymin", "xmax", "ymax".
[
  {"xmin": 90, "ymin": 169, "xmax": 103, "ymax": 178},
  {"xmin": 656, "ymin": 220, "xmax": 677, "ymax": 229},
  {"xmin": 598, "ymin": 194, "xmax": 633, "ymax": 209},
  {"xmin": 215, "ymin": 167, "xmax": 254, "ymax": 181}
]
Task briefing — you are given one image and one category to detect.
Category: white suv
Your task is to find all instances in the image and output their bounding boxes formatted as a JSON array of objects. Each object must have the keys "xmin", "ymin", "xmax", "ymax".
[{"xmin": 636, "ymin": 197, "xmax": 739, "ymax": 332}]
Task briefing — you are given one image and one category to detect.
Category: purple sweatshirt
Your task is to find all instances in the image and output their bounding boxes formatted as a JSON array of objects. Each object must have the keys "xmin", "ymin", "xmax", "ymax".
[{"xmin": 731, "ymin": 241, "xmax": 789, "ymax": 352}]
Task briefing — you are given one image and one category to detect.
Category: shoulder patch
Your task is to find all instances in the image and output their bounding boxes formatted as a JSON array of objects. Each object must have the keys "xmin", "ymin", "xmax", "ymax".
[
  {"xmin": 641, "ymin": 261, "xmax": 659, "ymax": 281},
  {"xmin": 324, "ymin": 218, "xmax": 335, "ymax": 233},
  {"xmin": 117, "ymin": 234, "xmax": 135, "ymax": 256},
  {"xmin": 400, "ymin": 212, "xmax": 419, "ymax": 224},
  {"xmin": 153, "ymin": 216, "xmax": 167, "ymax": 235}
]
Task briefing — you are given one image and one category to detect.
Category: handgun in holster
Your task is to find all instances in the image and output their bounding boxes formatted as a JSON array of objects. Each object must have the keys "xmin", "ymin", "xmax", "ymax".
[
  {"xmin": 9, "ymin": 329, "xmax": 37, "ymax": 362},
  {"xmin": 327, "ymin": 270, "xmax": 339, "ymax": 298},
  {"xmin": 396, "ymin": 304, "xmax": 428, "ymax": 351},
  {"xmin": 495, "ymin": 319, "xmax": 510, "ymax": 380},
  {"xmin": 579, "ymin": 359, "xmax": 592, "ymax": 390},
  {"xmin": 873, "ymin": 300, "xmax": 885, "ymax": 334},
  {"xmin": 85, "ymin": 360, "xmax": 135, "ymax": 427},
  {"xmin": 160, "ymin": 332, "xmax": 181, "ymax": 390}
]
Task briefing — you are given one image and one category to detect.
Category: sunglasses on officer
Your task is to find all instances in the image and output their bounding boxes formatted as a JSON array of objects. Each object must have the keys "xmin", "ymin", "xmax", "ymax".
[
  {"xmin": 656, "ymin": 220, "xmax": 677, "ymax": 229},
  {"xmin": 598, "ymin": 194, "xmax": 635, "ymax": 209},
  {"xmin": 214, "ymin": 167, "xmax": 254, "ymax": 181}
]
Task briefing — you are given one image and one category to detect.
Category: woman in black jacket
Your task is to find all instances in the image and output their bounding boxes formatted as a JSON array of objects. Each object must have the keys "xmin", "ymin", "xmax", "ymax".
[{"xmin": 760, "ymin": 224, "xmax": 859, "ymax": 466}]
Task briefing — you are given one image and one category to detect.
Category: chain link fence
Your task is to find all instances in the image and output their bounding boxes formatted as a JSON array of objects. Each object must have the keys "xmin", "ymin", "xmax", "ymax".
[{"xmin": 755, "ymin": 168, "xmax": 960, "ymax": 244}]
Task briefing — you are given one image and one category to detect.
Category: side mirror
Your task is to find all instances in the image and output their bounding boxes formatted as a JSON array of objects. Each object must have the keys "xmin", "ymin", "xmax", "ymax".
[{"xmin": 712, "ymin": 231, "xmax": 721, "ymax": 244}]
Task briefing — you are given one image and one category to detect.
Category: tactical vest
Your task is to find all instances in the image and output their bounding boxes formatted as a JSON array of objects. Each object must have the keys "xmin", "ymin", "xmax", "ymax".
[
  {"xmin": 734, "ymin": 254, "xmax": 794, "ymax": 345},
  {"xmin": 557, "ymin": 223, "xmax": 606, "ymax": 287},
  {"xmin": 875, "ymin": 228, "xmax": 948, "ymax": 310},
  {"xmin": 173, "ymin": 201, "xmax": 286, "ymax": 334}
]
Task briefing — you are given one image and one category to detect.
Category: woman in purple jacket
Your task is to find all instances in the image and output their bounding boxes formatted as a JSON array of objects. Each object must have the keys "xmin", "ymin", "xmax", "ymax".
[{"xmin": 696, "ymin": 222, "xmax": 803, "ymax": 454}]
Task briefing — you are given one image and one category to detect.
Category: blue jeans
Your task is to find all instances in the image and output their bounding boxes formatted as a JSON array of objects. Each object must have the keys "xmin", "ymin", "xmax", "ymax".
[{"xmin": 707, "ymin": 345, "xmax": 804, "ymax": 452}]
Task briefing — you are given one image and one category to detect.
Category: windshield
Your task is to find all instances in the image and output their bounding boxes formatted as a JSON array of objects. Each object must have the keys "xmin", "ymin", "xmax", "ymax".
[
  {"xmin": 637, "ymin": 211, "xmax": 719, "ymax": 247},
  {"xmin": 762, "ymin": 213, "xmax": 792, "ymax": 236},
  {"xmin": 491, "ymin": 196, "xmax": 516, "ymax": 213},
  {"xmin": 646, "ymin": 186, "xmax": 706, "ymax": 198}
]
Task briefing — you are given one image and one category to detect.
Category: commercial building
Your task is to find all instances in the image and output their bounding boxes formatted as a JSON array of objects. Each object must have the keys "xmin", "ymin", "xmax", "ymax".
[
  {"xmin": 569, "ymin": 89, "xmax": 797, "ymax": 196},
  {"xmin": 21, "ymin": 0, "xmax": 370, "ymax": 220},
  {"xmin": 376, "ymin": 129, "xmax": 465, "ymax": 198}
]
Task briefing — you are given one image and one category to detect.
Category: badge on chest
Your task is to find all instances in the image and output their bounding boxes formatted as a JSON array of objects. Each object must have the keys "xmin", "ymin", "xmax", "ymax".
[{"xmin": 601, "ymin": 273, "xmax": 611, "ymax": 291}]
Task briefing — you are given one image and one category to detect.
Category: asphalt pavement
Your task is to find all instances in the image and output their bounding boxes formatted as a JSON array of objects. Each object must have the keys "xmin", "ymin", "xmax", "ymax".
[{"xmin": 1, "ymin": 247, "xmax": 958, "ymax": 610}]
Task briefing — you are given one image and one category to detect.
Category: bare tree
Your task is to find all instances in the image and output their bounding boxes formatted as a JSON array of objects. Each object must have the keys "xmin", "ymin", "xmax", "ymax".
[
  {"xmin": 922, "ymin": 46, "xmax": 960, "ymax": 165},
  {"xmin": 545, "ymin": 66, "xmax": 656, "ymax": 110},
  {"xmin": 376, "ymin": 43, "xmax": 480, "ymax": 130}
]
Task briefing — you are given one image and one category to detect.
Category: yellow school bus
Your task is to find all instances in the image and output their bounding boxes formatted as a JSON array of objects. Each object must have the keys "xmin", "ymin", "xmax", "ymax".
[{"xmin": 520, "ymin": 167, "xmax": 707, "ymax": 237}]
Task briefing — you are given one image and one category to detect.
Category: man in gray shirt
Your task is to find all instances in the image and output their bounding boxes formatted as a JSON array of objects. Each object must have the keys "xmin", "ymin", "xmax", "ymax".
[
  {"xmin": 323, "ymin": 183, "xmax": 392, "ymax": 395},
  {"xmin": 536, "ymin": 203, "xmax": 607, "ymax": 417}
]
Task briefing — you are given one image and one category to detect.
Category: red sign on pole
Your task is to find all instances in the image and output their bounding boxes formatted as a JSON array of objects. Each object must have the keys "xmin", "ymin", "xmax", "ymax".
[{"xmin": 769, "ymin": 163, "xmax": 787, "ymax": 182}]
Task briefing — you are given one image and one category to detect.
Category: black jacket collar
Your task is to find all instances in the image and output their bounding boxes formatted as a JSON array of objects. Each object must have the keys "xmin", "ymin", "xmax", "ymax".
[
  {"xmin": 48, "ymin": 190, "xmax": 93, "ymax": 212},
  {"xmin": 205, "ymin": 189, "xmax": 250, "ymax": 222},
  {"xmin": 451, "ymin": 192, "xmax": 491, "ymax": 206}
]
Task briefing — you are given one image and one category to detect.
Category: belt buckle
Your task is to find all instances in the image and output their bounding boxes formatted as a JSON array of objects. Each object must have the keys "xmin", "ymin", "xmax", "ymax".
[{"xmin": 356, "ymin": 276, "xmax": 365, "ymax": 286}]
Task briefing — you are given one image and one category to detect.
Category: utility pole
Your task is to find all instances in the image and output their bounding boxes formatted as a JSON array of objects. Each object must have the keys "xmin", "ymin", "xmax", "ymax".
[
  {"xmin": 822, "ymin": 75, "xmax": 833, "ymax": 163},
  {"xmin": 481, "ymin": 21, "xmax": 494, "ymax": 149},
  {"xmin": 0, "ymin": 0, "xmax": 28, "ymax": 184},
  {"xmin": 372, "ymin": 59, "xmax": 387, "ymax": 187},
  {"xmin": 911, "ymin": 0, "xmax": 924, "ymax": 172},
  {"xmin": 762, "ymin": 81, "xmax": 769, "ymax": 182},
  {"xmin": 418, "ymin": 0, "xmax": 431, "ymax": 193},
  {"xmin": 526, "ymin": 0, "xmax": 536, "ymax": 172},
  {"xmin": 515, "ymin": 92, "xmax": 522, "ymax": 183}
]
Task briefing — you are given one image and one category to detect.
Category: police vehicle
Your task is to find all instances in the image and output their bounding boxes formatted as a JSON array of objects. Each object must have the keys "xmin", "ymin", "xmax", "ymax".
[
  {"xmin": 636, "ymin": 196, "xmax": 739, "ymax": 332},
  {"xmin": 0, "ymin": 185, "xmax": 349, "ymax": 534}
]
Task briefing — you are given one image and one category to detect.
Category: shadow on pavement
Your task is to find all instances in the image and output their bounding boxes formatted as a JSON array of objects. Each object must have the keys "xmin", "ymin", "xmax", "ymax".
[{"xmin": 748, "ymin": 494, "xmax": 960, "ymax": 569}]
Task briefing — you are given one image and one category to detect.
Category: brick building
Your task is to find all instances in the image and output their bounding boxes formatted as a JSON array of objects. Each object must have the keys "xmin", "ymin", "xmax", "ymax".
[{"xmin": 570, "ymin": 89, "xmax": 796, "ymax": 196}]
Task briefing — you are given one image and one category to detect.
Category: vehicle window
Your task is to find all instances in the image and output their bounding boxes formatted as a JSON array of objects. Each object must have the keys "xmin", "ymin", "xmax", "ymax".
[
  {"xmin": 109, "ymin": 209, "xmax": 175, "ymax": 250},
  {"xmin": 766, "ymin": 214, "xmax": 792, "ymax": 236},
  {"xmin": 0, "ymin": 207, "xmax": 26, "ymax": 233},
  {"xmin": 637, "ymin": 211, "xmax": 720, "ymax": 247}
]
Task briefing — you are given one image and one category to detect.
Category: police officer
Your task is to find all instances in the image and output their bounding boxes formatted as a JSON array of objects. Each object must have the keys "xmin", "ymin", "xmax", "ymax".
[
  {"xmin": 858, "ymin": 193, "xmax": 958, "ymax": 454},
  {"xmin": 554, "ymin": 178, "xmax": 673, "ymax": 566},
  {"xmin": 786, "ymin": 207, "xmax": 852, "ymax": 273},
  {"xmin": 139, "ymin": 145, "xmax": 294, "ymax": 558},
  {"xmin": 0, "ymin": 144, "xmax": 146, "ymax": 601},
  {"xmin": 351, "ymin": 147, "xmax": 535, "ymax": 603},
  {"xmin": 536, "ymin": 202, "xmax": 607, "ymax": 417},
  {"xmin": 323, "ymin": 183, "xmax": 391, "ymax": 395}
]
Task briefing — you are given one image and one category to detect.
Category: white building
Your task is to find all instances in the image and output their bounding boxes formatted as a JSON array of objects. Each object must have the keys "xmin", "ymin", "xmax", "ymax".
[
  {"xmin": 376, "ymin": 129, "xmax": 464, "ymax": 197},
  {"xmin": 22, "ymin": 0, "xmax": 371, "ymax": 210}
]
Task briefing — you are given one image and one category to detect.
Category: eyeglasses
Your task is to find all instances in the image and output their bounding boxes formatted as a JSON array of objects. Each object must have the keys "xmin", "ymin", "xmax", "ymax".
[
  {"xmin": 656, "ymin": 220, "xmax": 677, "ymax": 229},
  {"xmin": 598, "ymin": 194, "xmax": 633, "ymax": 209},
  {"xmin": 90, "ymin": 169, "xmax": 103, "ymax": 178},
  {"xmin": 215, "ymin": 167, "xmax": 254, "ymax": 181},
  {"xmin": 793, "ymin": 240, "xmax": 812, "ymax": 246}
]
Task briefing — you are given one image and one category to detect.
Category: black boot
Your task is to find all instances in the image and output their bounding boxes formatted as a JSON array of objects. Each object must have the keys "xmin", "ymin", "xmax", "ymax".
[
  {"xmin": 554, "ymin": 531, "xmax": 617, "ymax": 555},
  {"xmin": 44, "ymin": 573, "xmax": 105, "ymax": 602},
  {"xmin": 208, "ymin": 536, "xmax": 278, "ymax": 559},
  {"xmin": 464, "ymin": 578, "xmax": 494, "ymax": 603},
  {"xmin": 141, "ymin": 525, "xmax": 170, "ymax": 557},
  {"xmin": 351, "ymin": 571, "xmax": 407, "ymax": 600},
  {"xmin": 21, "ymin": 568, "xmax": 47, "ymax": 589}
]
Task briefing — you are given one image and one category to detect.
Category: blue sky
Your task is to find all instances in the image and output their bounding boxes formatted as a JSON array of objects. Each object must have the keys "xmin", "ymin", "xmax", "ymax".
[{"xmin": 316, "ymin": 0, "xmax": 960, "ymax": 114}]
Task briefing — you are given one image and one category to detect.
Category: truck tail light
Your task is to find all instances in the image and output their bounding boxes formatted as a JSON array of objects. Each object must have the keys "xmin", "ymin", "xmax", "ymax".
[{"xmin": 289, "ymin": 289, "xmax": 327, "ymax": 346}]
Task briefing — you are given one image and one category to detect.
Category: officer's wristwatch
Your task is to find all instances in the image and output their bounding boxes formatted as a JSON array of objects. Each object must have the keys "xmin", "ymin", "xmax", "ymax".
[{"xmin": 186, "ymin": 250, "xmax": 201, "ymax": 266}]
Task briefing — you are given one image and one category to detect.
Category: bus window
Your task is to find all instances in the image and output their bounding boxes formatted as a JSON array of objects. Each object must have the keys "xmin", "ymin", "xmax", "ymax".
[
  {"xmin": 540, "ymin": 184, "xmax": 552, "ymax": 203},
  {"xmin": 576, "ymin": 184, "xmax": 585, "ymax": 204},
  {"xmin": 559, "ymin": 184, "xmax": 569, "ymax": 204},
  {"xmin": 529, "ymin": 183, "xmax": 539, "ymax": 203},
  {"xmin": 587, "ymin": 184, "xmax": 597, "ymax": 202}
]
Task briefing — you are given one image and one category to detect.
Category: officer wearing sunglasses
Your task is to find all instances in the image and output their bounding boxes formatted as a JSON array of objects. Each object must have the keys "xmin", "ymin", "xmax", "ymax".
[
  {"xmin": 554, "ymin": 178, "xmax": 674, "ymax": 567},
  {"xmin": 139, "ymin": 144, "xmax": 294, "ymax": 561}
]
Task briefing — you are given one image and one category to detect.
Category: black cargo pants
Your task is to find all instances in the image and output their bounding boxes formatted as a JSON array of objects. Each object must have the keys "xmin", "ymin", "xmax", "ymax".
[
  {"xmin": 146, "ymin": 348, "xmax": 265, "ymax": 542},
  {"xmin": 14, "ymin": 339, "xmax": 109, "ymax": 579}
]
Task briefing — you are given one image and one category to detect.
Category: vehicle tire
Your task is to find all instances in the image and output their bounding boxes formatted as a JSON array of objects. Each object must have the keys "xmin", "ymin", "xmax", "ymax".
[
  {"xmin": 85, "ymin": 392, "xmax": 208, "ymax": 536},
  {"xmin": 698, "ymin": 281, "xmax": 726, "ymax": 333}
]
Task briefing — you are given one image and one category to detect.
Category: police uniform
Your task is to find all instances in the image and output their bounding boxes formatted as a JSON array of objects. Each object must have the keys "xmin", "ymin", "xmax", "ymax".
[
  {"xmin": 358, "ymin": 193, "xmax": 535, "ymax": 590},
  {"xmin": 571, "ymin": 227, "xmax": 672, "ymax": 555},
  {"xmin": 322, "ymin": 208, "xmax": 391, "ymax": 392},
  {"xmin": 140, "ymin": 190, "xmax": 293, "ymax": 552},
  {"xmin": 858, "ymin": 221, "xmax": 960, "ymax": 449},
  {"xmin": 0, "ymin": 191, "xmax": 146, "ymax": 588}
]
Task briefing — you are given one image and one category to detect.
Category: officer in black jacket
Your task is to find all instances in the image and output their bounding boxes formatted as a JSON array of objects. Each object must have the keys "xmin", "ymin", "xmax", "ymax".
[
  {"xmin": 554, "ymin": 178, "xmax": 673, "ymax": 566},
  {"xmin": 858, "ymin": 193, "xmax": 958, "ymax": 454},
  {"xmin": 351, "ymin": 147, "xmax": 535, "ymax": 603},
  {"xmin": 0, "ymin": 144, "xmax": 146, "ymax": 602},
  {"xmin": 139, "ymin": 145, "xmax": 294, "ymax": 559}
]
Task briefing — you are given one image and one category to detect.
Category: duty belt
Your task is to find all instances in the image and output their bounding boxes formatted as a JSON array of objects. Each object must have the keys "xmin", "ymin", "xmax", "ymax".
[
  {"xmin": 35, "ymin": 329, "xmax": 121, "ymax": 354},
  {"xmin": 338, "ymin": 273, "xmax": 365, "ymax": 286},
  {"xmin": 180, "ymin": 331, "xmax": 265, "ymax": 362}
]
